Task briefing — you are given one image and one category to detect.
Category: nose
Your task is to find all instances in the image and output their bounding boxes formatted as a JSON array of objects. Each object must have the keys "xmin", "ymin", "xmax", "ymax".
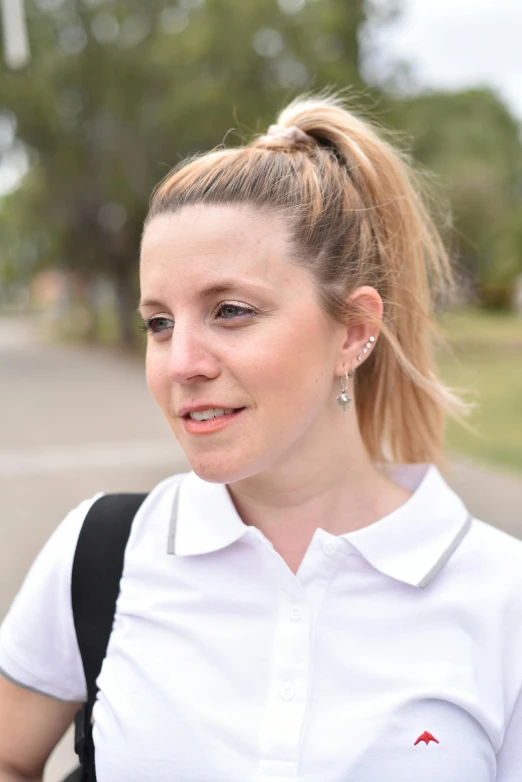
[{"xmin": 165, "ymin": 323, "xmax": 220, "ymax": 385}]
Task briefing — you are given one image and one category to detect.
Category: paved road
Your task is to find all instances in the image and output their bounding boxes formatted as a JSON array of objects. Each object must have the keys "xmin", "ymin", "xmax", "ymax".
[
  {"xmin": 1, "ymin": 315, "xmax": 521, "ymax": 781},
  {"xmin": 0, "ymin": 317, "xmax": 189, "ymax": 781}
]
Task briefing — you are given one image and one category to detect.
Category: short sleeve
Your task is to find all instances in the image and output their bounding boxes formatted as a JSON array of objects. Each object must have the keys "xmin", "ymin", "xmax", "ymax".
[
  {"xmin": 496, "ymin": 573, "xmax": 522, "ymax": 781},
  {"xmin": 496, "ymin": 681, "xmax": 522, "ymax": 780},
  {"xmin": 0, "ymin": 494, "xmax": 103, "ymax": 702}
]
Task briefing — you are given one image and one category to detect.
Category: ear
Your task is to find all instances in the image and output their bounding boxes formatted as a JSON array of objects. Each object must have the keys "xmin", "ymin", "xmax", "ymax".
[{"xmin": 335, "ymin": 286, "xmax": 383, "ymax": 375}]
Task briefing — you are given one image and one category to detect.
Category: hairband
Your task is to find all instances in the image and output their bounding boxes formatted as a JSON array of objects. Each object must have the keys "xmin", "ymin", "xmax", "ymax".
[{"xmin": 262, "ymin": 124, "xmax": 315, "ymax": 146}]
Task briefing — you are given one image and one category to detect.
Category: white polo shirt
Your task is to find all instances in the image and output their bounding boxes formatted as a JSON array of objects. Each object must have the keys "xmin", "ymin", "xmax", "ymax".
[{"xmin": 1, "ymin": 462, "xmax": 522, "ymax": 782}]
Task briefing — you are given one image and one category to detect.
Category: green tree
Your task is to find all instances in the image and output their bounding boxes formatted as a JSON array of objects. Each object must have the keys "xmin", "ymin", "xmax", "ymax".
[
  {"xmin": 385, "ymin": 88, "xmax": 522, "ymax": 306},
  {"xmin": 1, "ymin": 0, "xmax": 373, "ymax": 345}
]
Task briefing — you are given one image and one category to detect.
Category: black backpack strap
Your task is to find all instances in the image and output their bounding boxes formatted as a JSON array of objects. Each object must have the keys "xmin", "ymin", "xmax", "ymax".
[{"xmin": 71, "ymin": 493, "xmax": 148, "ymax": 782}]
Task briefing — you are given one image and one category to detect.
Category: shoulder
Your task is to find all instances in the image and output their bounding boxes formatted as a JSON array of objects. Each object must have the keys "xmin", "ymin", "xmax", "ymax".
[
  {"xmin": 107, "ymin": 471, "xmax": 191, "ymax": 557},
  {"xmin": 138, "ymin": 471, "xmax": 189, "ymax": 510},
  {"xmin": 128, "ymin": 471, "xmax": 189, "ymax": 528},
  {"xmin": 465, "ymin": 516, "xmax": 522, "ymax": 570},
  {"xmin": 0, "ymin": 494, "xmax": 104, "ymax": 701},
  {"xmin": 72, "ymin": 471, "xmax": 190, "ymax": 535},
  {"xmin": 458, "ymin": 515, "xmax": 522, "ymax": 608},
  {"xmin": 0, "ymin": 472, "xmax": 191, "ymax": 702}
]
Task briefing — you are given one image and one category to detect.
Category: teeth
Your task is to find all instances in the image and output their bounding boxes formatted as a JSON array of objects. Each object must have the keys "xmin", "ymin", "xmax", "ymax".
[{"xmin": 188, "ymin": 408, "xmax": 235, "ymax": 421}]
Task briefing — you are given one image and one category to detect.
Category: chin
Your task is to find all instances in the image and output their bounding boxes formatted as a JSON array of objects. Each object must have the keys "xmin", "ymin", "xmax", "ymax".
[{"xmin": 184, "ymin": 451, "xmax": 260, "ymax": 485}]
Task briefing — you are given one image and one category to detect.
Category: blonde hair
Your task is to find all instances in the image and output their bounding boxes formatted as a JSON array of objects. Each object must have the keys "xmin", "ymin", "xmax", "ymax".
[{"xmin": 145, "ymin": 92, "xmax": 473, "ymax": 470}]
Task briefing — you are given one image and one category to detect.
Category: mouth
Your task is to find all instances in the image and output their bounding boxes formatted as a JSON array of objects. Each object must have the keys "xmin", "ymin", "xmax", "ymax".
[{"xmin": 181, "ymin": 408, "xmax": 245, "ymax": 435}]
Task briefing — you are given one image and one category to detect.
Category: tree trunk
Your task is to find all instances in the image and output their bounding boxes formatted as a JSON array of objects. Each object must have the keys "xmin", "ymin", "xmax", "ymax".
[
  {"xmin": 113, "ymin": 269, "xmax": 137, "ymax": 349},
  {"xmin": 84, "ymin": 276, "xmax": 100, "ymax": 343}
]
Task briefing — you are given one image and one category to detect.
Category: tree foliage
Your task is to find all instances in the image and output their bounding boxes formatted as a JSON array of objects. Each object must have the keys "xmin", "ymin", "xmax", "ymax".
[
  {"xmin": 2, "ymin": 0, "xmax": 522, "ymax": 346},
  {"xmin": 0, "ymin": 0, "xmax": 370, "ymax": 343},
  {"xmin": 385, "ymin": 88, "xmax": 522, "ymax": 306}
]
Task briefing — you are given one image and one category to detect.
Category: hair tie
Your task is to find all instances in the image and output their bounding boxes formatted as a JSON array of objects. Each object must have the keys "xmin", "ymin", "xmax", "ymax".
[{"xmin": 262, "ymin": 124, "xmax": 315, "ymax": 146}]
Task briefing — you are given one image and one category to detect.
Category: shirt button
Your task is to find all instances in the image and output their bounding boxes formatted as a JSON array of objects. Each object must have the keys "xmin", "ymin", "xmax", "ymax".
[
  {"xmin": 289, "ymin": 606, "xmax": 301, "ymax": 621},
  {"xmin": 280, "ymin": 683, "xmax": 295, "ymax": 701},
  {"xmin": 323, "ymin": 539, "xmax": 339, "ymax": 556}
]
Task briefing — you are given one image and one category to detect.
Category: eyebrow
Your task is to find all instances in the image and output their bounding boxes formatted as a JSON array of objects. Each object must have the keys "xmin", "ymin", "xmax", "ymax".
[{"xmin": 138, "ymin": 280, "xmax": 270, "ymax": 311}]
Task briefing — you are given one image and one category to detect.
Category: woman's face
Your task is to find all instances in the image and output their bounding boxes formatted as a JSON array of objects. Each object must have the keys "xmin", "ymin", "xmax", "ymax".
[{"xmin": 139, "ymin": 204, "xmax": 345, "ymax": 483}]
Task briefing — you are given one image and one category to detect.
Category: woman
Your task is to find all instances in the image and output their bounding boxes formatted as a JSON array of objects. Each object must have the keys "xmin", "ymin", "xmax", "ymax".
[{"xmin": 1, "ymin": 94, "xmax": 521, "ymax": 782}]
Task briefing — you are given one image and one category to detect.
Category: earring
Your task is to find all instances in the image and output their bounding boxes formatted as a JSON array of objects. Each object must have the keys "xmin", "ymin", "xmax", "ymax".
[
  {"xmin": 358, "ymin": 335, "xmax": 375, "ymax": 361},
  {"xmin": 336, "ymin": 367, "xmax": 355, "ymax": 412}
]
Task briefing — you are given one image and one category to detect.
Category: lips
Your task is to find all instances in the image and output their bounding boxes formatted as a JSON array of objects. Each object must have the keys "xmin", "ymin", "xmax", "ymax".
[
  {"xmin": 178, "ymin": 404, "xmax": 244, "ymax": 418},
  {"xmin": 181, "ymin": 407, "xmax": 244, "ymax": 435}
]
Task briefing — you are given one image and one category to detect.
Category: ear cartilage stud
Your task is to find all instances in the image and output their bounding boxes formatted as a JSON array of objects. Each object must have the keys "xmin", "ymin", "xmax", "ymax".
[
  {"xmin": 369, "ymin": 336, "xmax": 375, "ymax": 342},
  {"xmin": 357, "ymin": 355, "xmax": 362, "ymax": 361}
]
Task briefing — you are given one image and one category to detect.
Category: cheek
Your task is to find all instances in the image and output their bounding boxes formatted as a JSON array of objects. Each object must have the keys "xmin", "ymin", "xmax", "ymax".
[
  {"xmin": 255, "ymin": 320, "xmax": 330, "ymax": 412},
  {"xmin": 145, "ymin": 349, "xmax": 168, "ymax": 407}
]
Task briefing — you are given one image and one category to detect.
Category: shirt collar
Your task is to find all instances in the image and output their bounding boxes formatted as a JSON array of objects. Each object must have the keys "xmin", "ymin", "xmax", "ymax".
[
  {"xmin": 167, "ymin": 463, "xmax": 473, "ymax": 589},
  {"xmin": 341, "ymin": 463, "xmax": 472, "ymax": 589}
]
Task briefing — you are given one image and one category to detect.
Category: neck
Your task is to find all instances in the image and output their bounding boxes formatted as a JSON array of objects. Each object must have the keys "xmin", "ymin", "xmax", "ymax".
[{"xmin": 226, "ymin": 412, "xmax": 413, "ymax": 546}]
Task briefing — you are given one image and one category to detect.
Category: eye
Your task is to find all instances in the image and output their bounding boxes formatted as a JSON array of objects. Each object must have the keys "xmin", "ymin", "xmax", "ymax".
[
  {"xmin": 140, "ymin": 316, "xmax": 173, "ymax": 334},
  {"xmin": 215, "ymin": 302, "xmax": 255, "ymax": 320}
]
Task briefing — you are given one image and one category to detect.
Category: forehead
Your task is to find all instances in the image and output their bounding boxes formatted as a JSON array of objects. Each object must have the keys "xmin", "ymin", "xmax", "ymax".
[{"xmin": 140, "ymin": 205, "xmax": 294, "ymax": 286}]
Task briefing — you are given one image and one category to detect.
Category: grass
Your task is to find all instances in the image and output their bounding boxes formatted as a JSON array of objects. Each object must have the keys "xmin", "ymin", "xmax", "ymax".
[
  {"xmin": 436, "ymin": 307, "xmax": 522, "ymax": 476},
  {"xmin": 437, "ymin": 307, "xmax": 522, "ymax": 347}
]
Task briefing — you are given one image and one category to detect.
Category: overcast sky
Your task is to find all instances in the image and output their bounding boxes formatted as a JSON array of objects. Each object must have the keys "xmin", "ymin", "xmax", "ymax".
[
  {"xmin": 369, "ymin": 0, "xmax": 522, "ymax": 120},
  {"xmin": 1, "ymin": 0, "xmax": 522, "ymax": 197}
]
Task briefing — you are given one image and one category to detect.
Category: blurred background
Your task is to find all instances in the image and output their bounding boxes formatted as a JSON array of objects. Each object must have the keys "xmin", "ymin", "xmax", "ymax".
[{"xmin": 1, "ymin": 1, "xmax": 522, "ymax": 779}]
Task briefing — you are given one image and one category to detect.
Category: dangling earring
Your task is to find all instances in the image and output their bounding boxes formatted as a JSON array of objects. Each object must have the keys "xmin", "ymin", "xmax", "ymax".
[{"xmin": 336, "ymin": 368, "xmax": 355, "ymax": 412}]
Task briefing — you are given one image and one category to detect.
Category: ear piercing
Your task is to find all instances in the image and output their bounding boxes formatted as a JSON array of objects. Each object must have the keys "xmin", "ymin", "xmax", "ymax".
[
  {"xmin": 337, "ymin": 336, "xmax": 376, "ymax": 412},
  {"xmin": 357, "ymin": 335, "xmax": 375, "ymax": 362},
  {"xmin": 336, "ymin": 368, "xmax": 355, "ymax": 411}
]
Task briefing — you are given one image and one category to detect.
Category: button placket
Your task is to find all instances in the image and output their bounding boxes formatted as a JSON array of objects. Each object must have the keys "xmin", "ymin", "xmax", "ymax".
[
  {"xmin": 280, "ymin": 682, "xmax": 295, "ymax": 701},
  {"xmin": 323, "ymin": 538, "xmax": 339, "ymax": 556},
  {"xmin": 258, "ymin": 596, "xmax": 310, "ymax": 769}
]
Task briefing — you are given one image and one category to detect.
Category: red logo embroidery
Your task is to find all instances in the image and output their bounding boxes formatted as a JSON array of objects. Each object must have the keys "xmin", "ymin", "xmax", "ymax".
[{"xmin": 414, "ymin": 731, "xmax": 439, "ymax": 746}]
